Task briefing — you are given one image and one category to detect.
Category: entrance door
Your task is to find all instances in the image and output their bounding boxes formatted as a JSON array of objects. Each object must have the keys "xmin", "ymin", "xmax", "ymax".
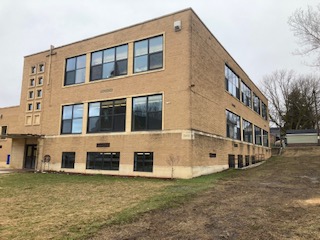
[{"xmin": 24, "ymin": 145, "xmax": 37, "ymax": 169}]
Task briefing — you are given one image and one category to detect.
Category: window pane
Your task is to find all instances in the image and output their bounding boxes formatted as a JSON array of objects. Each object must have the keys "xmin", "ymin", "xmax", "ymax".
[
  {"xmin": 114, "ymin": 99, "xmax": 126, "ymax": 114},
  {"xmin": 75, "ymin": 69, "xmax": 85, "ymax": 83},
  {"xmin": 116, "ymin": 59, "xmax": 127, "ymax": 76},
  {"xmin": 62, "ymin": 120, "xmax": 72, "ymax": 133},
  {"xmin": 88, "ymin": 117, "xmax": 100, "ymax": 133},
  {"xmin": 63, "ymin": 106, "xmax": 73, "ymax": 120},
  {"xmin": 103, "ymin": 48, "xmax": 115, "ymax": 63},
  {"xmin": 149, "ymin": 36, "xmax": 163, "ymax": 53},
  {"xmin": 133, "ymin": 114, "xmax": 146, "ymax": 130},
  {"xmin": 148, "ymin": 95, "xmax": 162, "ymax": 112},
  {"xmin": 113, "ymin": 115, "xmax": 125, "ymax": 132},
  {"xmin": 89, "ymin": 103, "xmax": 100, "ymax": 117},
  {"xmin": 147, "ymin": 112, "xmax": 162, "ymax": 130},
  {"xmin": 134, "ymin": 55, "xmax": 148, "ymax": 73},
  {"xmin": 116, "ymin": 45, "xmax": 128, "ymax": 60},
  {"xmin": 91, "ymin": 51, "xmax": 103, "ymax": 66},
  {"xmin": 134, "ymin": 40, "xmax": 148, "ymax": 56},
  {"xmin": 72, "ymin": 119, "xmax": 82, "ymax": 133},
  {"xmin": 149, "ymin": 52, "xmax": 163, "ymax": 70},
  {"xmin": 76, "ymin": 55, "xmax": 86, "ymax": 69},
  {"xmin": 73, "ymin": 104, "xmax": 83, "ymax": 118},
  {"xmin": 66, "ymin": 58, "xmax": 76, "ymax": 71},
  {"xmin": 91, "ymin": 65, "xmax": 103, "ymax": 81},
  {"xmin": 65, "ymin": 71, "xmax": 75, "ymax": 85},
  {"xmin": 133, "ymin": 97, "xmax": 147, "ymax": 112},
  {"xmin": 100, "ymin": 115, "xmax": 112, "ymax": 131},
  {"xmin": 103, "ymin": 62, "xmax": 115, "ymax": 79}
]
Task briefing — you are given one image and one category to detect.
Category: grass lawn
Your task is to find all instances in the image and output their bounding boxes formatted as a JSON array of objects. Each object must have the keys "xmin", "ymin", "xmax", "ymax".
[{"xmin": 0, "ymin": 171, "xmax": 230, "ymax": 239}]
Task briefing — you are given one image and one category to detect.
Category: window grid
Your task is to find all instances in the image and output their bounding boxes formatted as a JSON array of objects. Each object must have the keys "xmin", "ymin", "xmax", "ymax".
[
  {"xmin": 225, "ymin": 65, "xmax": 240, "ymax": 99},
  {"xmin": 226, "ymin": 110, "xmax": 241, "ymax": 140},
  {"xmin": 134, "ymin": 35, "xmax": 163, "ymax": 73},
  {"xmin": 255, "ymin": 126, "xmax": 262, "ymax": 145},
  {"xmin": 134, "ymin": 152, "xmax": 153, "ymax": 172},
  {"xmin": 253, "ymin": 93, "xmax": 261, "ymax": 114},
  {"xmin": 64, "ymin": 55, "xmax": 86, "ymax": 86},
  {"xmin": 241, "ymin": 81, "xmax": 252, "ymax": 108},
  {"xmin": 86, "ymin": 152, "xmax": 120, "ymax": 170},
  {"xmin": 132, "ymin": 94, "xmax": 162, "ymax": 131},
  {"xmin": 262, "ymin": 102, "xmax": 268, "ymax": 120},
  {"xmin": 61, "ymin": 104, "xmax": 83, "ymax": 134},
  {"xmin": 90, "ymin": 44, "xmax": 128, "ymax": 81},
  {"xmin": 263, "ymin": 130, "xmax": 269, "ymax": 147},
  {"xmin": 87, "ymin": 99, "xmax": 126, "ymax": 133},
  {"xmin": 243, "ymin": 119, "xmax": 253, "ymax": 143},
  {"xmin": 61, "ymin": 152, "xmax": 75, "ymax": 169}
]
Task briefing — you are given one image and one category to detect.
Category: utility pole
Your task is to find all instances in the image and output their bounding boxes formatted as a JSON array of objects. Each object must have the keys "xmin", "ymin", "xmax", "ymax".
[{"xmin": 313, "ymin": 90, "xmax": 320, "ymax": 146}]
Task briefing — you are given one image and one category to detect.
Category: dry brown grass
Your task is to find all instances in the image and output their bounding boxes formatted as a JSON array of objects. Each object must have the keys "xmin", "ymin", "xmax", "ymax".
[{"xmin": 0, "ymin": 173, "xmax": 172, "ymax": 239}]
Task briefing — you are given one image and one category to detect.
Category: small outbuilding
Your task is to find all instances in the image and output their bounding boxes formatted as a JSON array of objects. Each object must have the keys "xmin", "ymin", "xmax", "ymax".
[{"xmin": 286, "ymin": 129, "xmax": 319, "ymax": 146}]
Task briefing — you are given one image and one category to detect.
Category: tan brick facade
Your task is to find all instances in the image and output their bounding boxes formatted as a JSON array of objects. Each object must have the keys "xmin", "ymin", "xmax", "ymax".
[{"xmin": 0, "ymin": 9, "xmax": 270, "ymax": 178}]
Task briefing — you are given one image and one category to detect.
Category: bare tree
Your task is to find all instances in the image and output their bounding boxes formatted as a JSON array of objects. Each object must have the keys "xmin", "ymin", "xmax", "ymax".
[
  {"xmin": 166, "ymin": 154, "xmax": 180, "ymax": 179},
  {"xmin": 288, "ymin": 4, "xmax": 320, "ymax": 66},
  {"xmin": 261, "ymin": 69, "xmax": 295, "ymax": 129}
]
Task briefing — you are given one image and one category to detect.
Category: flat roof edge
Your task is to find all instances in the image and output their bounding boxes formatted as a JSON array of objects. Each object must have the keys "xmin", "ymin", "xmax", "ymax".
[{"xmin": 24, "ymin": 8, "xmax": 193, "ymax": 58}]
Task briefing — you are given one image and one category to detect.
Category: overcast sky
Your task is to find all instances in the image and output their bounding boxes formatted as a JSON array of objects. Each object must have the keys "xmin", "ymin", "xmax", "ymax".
[{"xmin": 0, "ymin": 0, "xmax": 319, "ymax": 107}]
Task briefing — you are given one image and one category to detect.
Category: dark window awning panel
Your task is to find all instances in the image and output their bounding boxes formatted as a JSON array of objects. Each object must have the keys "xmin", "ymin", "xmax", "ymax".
[{"xmin": 5, "ymin": 134, "xmax": 44, "ymax": 139}]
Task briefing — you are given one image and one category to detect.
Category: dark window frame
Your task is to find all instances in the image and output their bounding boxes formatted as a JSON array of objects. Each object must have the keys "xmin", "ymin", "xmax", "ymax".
[
  {"xmin": 134, "ymin": 152, "xmax": 153, "ymax": 172},
  {"xmin": 254, "ymin": 126, "xmax": 262, "ymax": 145},
  {"xmin": 241, "ymin": 81, "xmax": 252, "ymax": 108},
  {"xmin": 86, "ymin": 152, "xmax": 120, "ymax": 170},
  {"xmin": 61, "ymin": 152, "xmax": 75, "ymax": 169},
  {"xmin": 261, "ymin": 102, "xmax": 268, "ymax": 120},
  {"xmin": 242, "ymin": 119, "xmax": 253, "ymax": 143},
  {"xmin": 134, "ymin": 35, "xmax": 163, "ymax": 73},
  {"xmin": 226, "ymin": 110, "xmax": 241, "ymax": 140},
  {"xmin": 90, "ymin": 44, "xmax": 128, "ymax": 81},
  {"xmin": 225, "ymin": 65, "xmax": 240, "ymax": 99},
  {"xmin": 132, "ymin": 94, "xmax": 162, "ymax": 131},
  {"xmin": 61, "ymin": 104, "xmax": 83, "ymax": 134},
  {"xmin": 87, "ymin": 98, "xmax": 126, "ymax": 133},
  {"xmin": 1, "ymin": 126, "xmax": 7, "ymax": 139},
  {"xmin": 64, "ymin": 55, "xmax": 86, "ymax": 86},
  {"xmin": 253, "ymin": 93, "xmax": 261, "ymax": 114},
  {"xmin": 263, "ymin": 130, "xmax": 269, "ymax": 147}
]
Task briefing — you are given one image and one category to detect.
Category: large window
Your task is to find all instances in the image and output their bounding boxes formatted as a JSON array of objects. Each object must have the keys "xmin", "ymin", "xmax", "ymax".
[
  {"xmin": 242, "ymin": 119, "xmax": 253, "ymax": 143},
  {"xmin": 65, "ymin": 55, "xmax": 86, "ymax": 86},
  {"xmin": 263, "ymin": 130, "xmax": 269, "ymax": 147},
  {"xmin": 255, "ymin": 126, "xmax": 262, "ymax": 145},
  {"xmin": 88, "ymin": 99, "xmax": 126, "ymax": 133},
  {"xmin": 134, "ymin": 152, "xmax": 153, "ymax": 172},
  {"xmin": 132, "ymin": 94, "xmax": 162, "ymax": 131},
  {"xmin": 61, "ymin": 152, "xmax": 75, "ymax": 169},
  {"xmin": 1, "ymin": 126, "xmax": 7, "ymax": 139},
  {"xmin": 225, "ymin": 65, "xmax": 240, "ymax": 99},
  {"xmin": 262, "ymin": 102, "xmax": 268, "ymax": 120},
  {"xmin": 90, "ymin": 44, "xmax": 128, "ymax": 81},
  {"xmin": 253, "ymin": 93, "xmax": 261, "ymax": 114},
  {"xmin": 61, "ymin": 104, "xmax": 83, "ymax": 134},
  {"xmin": 226, "ymin": 110, "xmax": 240, "ymax": 140},
  {"xmin": 241, "ymin": 81, "xmax": 252, "ymax": 108},
  {"xmin": 134, "ymin": 35, "xmax": 163, "ymax": 73},
  {"xmin": 86, "ymin": 152, "xmax": 120, "ymax": 170}
]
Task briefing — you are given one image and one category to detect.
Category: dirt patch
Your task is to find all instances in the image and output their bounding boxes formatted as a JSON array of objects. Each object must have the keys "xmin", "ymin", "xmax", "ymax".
[{"xmin": 91, "ymin": 156, "xmax": 320, "ymax": 240}]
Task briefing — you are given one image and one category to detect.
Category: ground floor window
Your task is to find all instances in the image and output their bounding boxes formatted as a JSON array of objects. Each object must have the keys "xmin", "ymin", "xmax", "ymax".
[
  {"xmin": 61, "ymin": 152, "xmax": 75, "ymax": 168},
  {"xmin": 86, "ymin": 152, "xmax": 120, "ymax": 170},
  {"xmin": 134, "ymin": 152, "xmax": 153, "ymax": 172},
  {"xmin": 238, "ymin": 155, "xmax": 243, "ymax": 168},
  {"xmin": 228, "ymin": 154, "xmax": 235, "ymax": 168},
  {"xmin": 245, "ymin": 155, "xmax": 250, "ymax": 166}
]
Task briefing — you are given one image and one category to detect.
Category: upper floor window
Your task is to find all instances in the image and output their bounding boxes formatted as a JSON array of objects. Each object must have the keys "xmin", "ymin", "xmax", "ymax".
[
  {"xmin": 253, "ymin": 93, "xmax": 261, "ymax": 114},
  {"xmin": 255, "ymin": 126, "xmax": 262, "ymax": 145},
  {"xmin": 226, "ymin": 110, "xmax": 240, "ymax": 140},
  {"xmin": 243, "ymin": 119, "xmax": 253, "ymax": 143},
  {"xmin": 90, "ymin": 44, "xmax": 128, "ymax": 81},
  {"xmin": 241, "ymin": 81, "xmax": 252, "ymax": 108},
  {"xmin": 263, "ymin": 130, "xmax": 269, "ymax": 147},
  {"xmin": 1, "ymin": 126, "xmax": 7, "ymax": 139},
  {"xmin": 31, "ymin": 66, "xmax": 36, "ymax": 74},
  {"xmin": 261, "ymin": 102, "xmax": 268, "ymax": 120},
  {"xmin": 132, "ymin": 94, "xmax": 162, "ymax": 131},
  {"xmin": 134, "ymin": 35, "xmax": 163, "ymax": 73},
  {"xmin": 28, "ymin": 91, "xmax": 34, "ymax": 99},
  {"xmin": 39, "ymin": 64, "xmax": 44, "ymax": 72},
  {"xmin": 61, "ymin": 104, "xmax": 83, "ymax": 134},
  {"xmin": 30, "ymin": 79, "xmax": 35, "ymax": 87},
  {"xmin": 225, "ymin": 65, "xmax": 240, "ymax": 99},
  {"xmin": 37, "ymin": 89, "xmax": 42, "ymax": 98},
  {"xmin": 65, "ymin": 55, "xmax": 86, "ymax": 86},
  {"xmin": 38, "ymin": 77, "xmax": 43, "ymax": 85},
  {"xmin": 88, "ymin": 99, "xmax": 126, "ymax": 133}
]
